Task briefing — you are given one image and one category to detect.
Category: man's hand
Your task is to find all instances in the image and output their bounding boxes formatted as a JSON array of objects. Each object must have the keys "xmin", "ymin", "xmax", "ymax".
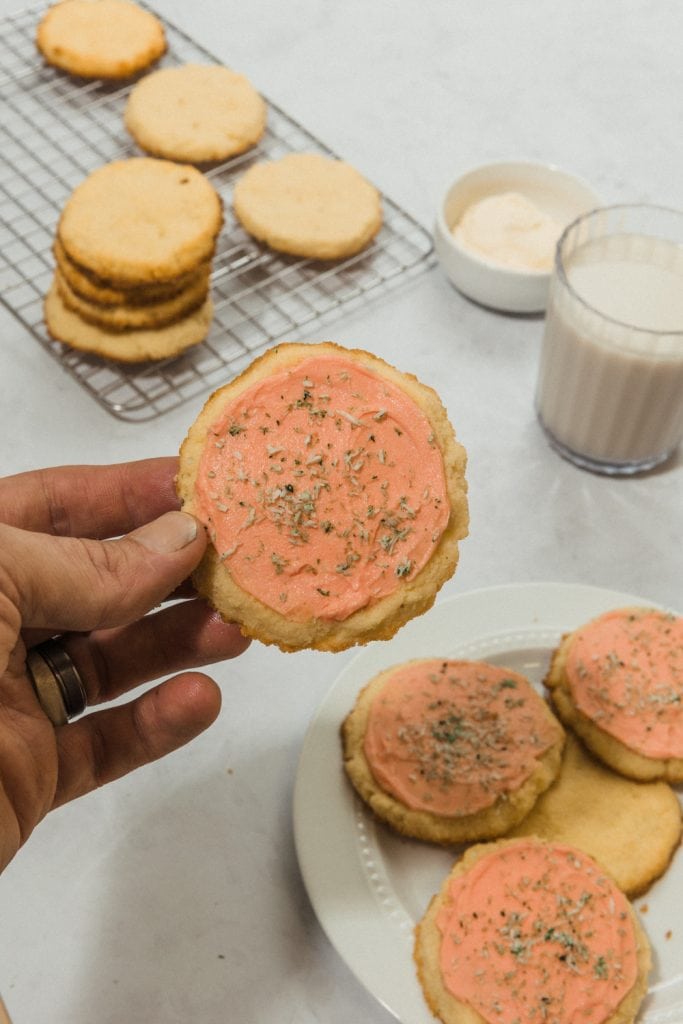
[{"xmin": 0, "ymin": 457, "xmax": 249, "ymax": 872}]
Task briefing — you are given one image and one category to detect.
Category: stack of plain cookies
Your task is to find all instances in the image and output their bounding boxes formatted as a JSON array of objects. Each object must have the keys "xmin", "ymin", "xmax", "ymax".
[{"xmin": 45, "ymin": 157, "xmax": 223, "ymax": 362}]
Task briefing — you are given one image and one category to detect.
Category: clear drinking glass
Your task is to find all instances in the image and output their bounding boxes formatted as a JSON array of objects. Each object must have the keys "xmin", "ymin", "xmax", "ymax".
[{"xmin": 535, "ymin": 204, "xmax": 683, "ymax": 475}]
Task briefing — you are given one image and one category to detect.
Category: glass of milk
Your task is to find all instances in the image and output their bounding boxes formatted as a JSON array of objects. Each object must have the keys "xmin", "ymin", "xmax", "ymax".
[{"xmin": 535, "ymin": 204, "xmax": 683, "ymax": 474}]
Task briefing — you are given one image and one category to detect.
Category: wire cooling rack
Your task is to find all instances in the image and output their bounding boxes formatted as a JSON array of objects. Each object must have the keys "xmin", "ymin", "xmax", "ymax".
[{"xmin": 0, "ymin": 2, "xmax": 435, "ymax": 422}]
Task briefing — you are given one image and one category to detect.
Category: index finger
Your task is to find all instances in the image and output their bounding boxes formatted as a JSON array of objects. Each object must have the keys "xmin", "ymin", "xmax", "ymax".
[{"xmin": 0, "ymin": 457, "xmax": 181, "ymax": 538}]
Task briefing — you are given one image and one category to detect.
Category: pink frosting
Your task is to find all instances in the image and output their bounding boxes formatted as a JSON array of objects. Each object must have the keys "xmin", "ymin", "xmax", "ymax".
[
  {"xmin": 363, "ymin": 660, "xmax": 562, "ymax": 815},
  {"xmin": 566, "ymin": 608, "xmax": 683, "ymax": 758},
  {"xmin": 436, "ymin": 841, "xmax": 639, "ymax": 1024},
  {"xmin": 193, "ymin": 354, "xmax": 450, "ymax": 621}
]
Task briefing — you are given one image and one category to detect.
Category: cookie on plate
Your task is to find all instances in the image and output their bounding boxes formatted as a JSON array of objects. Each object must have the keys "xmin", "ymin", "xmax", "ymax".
[
  {"xmin": 507, "ymin": 732, "xmax": 682, "ymax": 896},
  {"xmin": 232, "ymin": 152, "xmax": 382, "ymax": 260},
  {"xmin": 44, "ymin": 280, "xmax": 213, "ymax": 362},
  {"xmin": 176, "ymin": 341, "xmax": 468, "ymax": 652},
  {"xmin": 36, "ymin": 0, "xmax": 165, "ymax": 79},
  {"xmin": 414, "ymin": 837, "xmax": 651, "ymax": 1024},
  {"xmin": 342, "ymin": 659, "xmax": 565, "ymax": 844},
  {"xmin": 546, "ymin": 606, "xmax": 683, "ymax": 782},
  {"xmin": 57, "ymin": 158, "xmax": 223, "ymax": 285},
  {"xmin": 124, "ymin": 63, "xmax": 267, "ymax": 163}
]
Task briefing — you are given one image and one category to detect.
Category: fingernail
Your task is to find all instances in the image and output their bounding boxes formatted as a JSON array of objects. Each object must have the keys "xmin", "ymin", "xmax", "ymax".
[{"xmin": 132, "ymin": 511, "xmax": 198, "ymax": 554}]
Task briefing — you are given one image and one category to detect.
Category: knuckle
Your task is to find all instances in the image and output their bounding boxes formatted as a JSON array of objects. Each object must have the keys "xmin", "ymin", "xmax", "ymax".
[
  {"xmin": 0, "ymin": 528, "xmax": 32, "ymax": 635},
  {"xmin": 132, "ymin": 697, "xmax": 160, "ymax": 764},
  {"xmin": 37, "ymin": 469, "xmax": 74, "ymax": 536},
  {"xmin": 87, "ymin": 718, "xmax": 110, "ymax": 790},
  {"xmin": 72, "ymin": 537, "xmax": 136, "ymax": 628}
]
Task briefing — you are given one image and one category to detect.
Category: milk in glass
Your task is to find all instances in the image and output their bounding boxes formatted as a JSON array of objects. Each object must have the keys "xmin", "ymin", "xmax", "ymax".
[{"xmin": 536, "ymin": 208, "xmax": 683, "ymax": 473}]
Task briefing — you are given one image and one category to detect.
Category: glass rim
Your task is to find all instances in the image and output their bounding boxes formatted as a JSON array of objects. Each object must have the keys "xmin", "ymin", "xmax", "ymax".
[{"xmin": 554, "ymin": 202, "xmax": 683, "ymax": 338}]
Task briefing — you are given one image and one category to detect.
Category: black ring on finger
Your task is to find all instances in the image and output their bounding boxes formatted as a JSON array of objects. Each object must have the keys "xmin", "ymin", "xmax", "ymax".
[{"xmin": 26, "ymin": 639, "xmax": 88, "ymax": 726}]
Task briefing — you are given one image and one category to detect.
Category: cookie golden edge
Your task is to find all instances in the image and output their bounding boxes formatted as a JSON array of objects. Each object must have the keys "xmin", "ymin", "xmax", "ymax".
[
  {"xmin": 545, "ymin": 609, "xmax": 683, "ymax": 783},
  {"xmin": 340, "ymin": 660, "xmax": 565, "ymax": 844},
  {"xmin": 36, "ymin": 0, "xmax": 166, "ymax": 80},
  {"xmin": 54, "ymin": 265, "xmax": 210, "ymax": 331},
  {"xmin": 508, "ymin": 732, "xmax": 682, "ymax": 897},
  {"xmin": 44, "ymin": 279, "xmax": 213, "ymax": 362},
  {"xmin": 235, "ymin": 197, "xmax": 383, "ymax": 260},
  {"xmin": 413, "ymin": 838, "xmax": 652, "ymax": 1024},
  {"xmin": 176, "ymin": 341, "xmax": 469, "ymax": 653},
  {"xmin": 53, "ymin": 238, "xmax": 211, "ymax": 307}
]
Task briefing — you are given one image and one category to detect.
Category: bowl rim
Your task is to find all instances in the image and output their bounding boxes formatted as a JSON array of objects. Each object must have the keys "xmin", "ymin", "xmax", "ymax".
[{"xmin": 435, "ymin": 158, "xmax": 600, "ymax": 280}]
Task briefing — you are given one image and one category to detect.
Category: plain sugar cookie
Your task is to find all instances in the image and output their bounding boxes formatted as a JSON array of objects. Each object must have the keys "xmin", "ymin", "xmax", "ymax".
[
  {"xmin": 176, "ymin": 341, "xmax": 468, "ymax": 652},
  {"xmin": 508, "ymin": 732, "xmax": 682, "ymax": 896},
  {"xmin": 414, "ymin": 838, "xmax": 651, "ymax": 1024},
  {"xmin": 233, "ymin": 152, "xmax": 382, "ymax": 260},
  {"xmin": 342, "ymin": 659, "xmax": 565, "ymax": 844},
  {"xmin": 57, "ymin": 158, "xmax": 223, "ymax": 285},
  {"xmin": 124, "ymin": 63, "xmax": 267, "ymax": 163},
  {"xmin": 36, "ymin": 0, "xmax": 166, "ymax": 79},
  {"xmin": 44, "ymin": 279, "xmax": 213, "ymax": 362}
]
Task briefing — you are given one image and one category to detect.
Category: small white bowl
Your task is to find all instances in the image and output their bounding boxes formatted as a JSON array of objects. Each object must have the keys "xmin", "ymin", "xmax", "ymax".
[{"xmin": 434, "ymin": 160, "xmax": 600, "ymax": 313}]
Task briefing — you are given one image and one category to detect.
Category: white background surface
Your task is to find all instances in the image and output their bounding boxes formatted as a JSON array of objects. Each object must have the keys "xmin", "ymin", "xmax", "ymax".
[{"xmin": 0, "ymin": 1, "xmax": 681, "ymax": 1021}]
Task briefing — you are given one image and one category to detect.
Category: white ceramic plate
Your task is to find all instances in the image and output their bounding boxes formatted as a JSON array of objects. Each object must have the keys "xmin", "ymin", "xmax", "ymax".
[{"xmin": 293, "ymin": 582, "xmax": 682, "ymax": 1024}]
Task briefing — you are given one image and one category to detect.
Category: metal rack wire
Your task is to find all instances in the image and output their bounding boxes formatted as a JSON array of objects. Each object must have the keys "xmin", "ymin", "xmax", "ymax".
[{"xmin": 0, "ymin": 2, "xmax": 435, "ymax": 422}]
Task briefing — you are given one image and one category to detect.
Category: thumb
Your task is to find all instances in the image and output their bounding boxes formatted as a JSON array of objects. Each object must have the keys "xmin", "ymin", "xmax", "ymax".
[{"xmin": 2, "ymin": 511, "xmax": 208, "ymax": 634}]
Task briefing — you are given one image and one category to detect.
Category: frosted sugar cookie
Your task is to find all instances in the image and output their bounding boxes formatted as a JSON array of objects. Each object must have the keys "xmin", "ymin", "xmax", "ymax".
[
  {"xmin": 342, "ymin": 659, "xmax": 565, "ymax": 844},
  {"xmin": 546, "ymin": 606, "xmax": 683, "ymax": 781},
  {"xmin": 54, "ymin": 265, "xmax": 210, "ymax": 331},
  {"xmin": 232, "ymin": 152, "xmax": 382, "ymax": 260},
  {"xmin": 177, "ymin": 341, "xmax": 468, "ymax": 652},
  {"xmin": 57, "ymin": 158, "xmax": 223, "ymax": 285},
  {"xmin": 124, "ymin": 64, "xmax": 267, "ymax": 163},
  {"xmin": 508, "ymin": 733, "xmax": 682, "ymax": 896},
  {"xmin": 44, "ymin": 279, "xmax": 213, "ymax": 362},
  {"xmin": 414, "ymin": 838, "xmax": 651, "ymax": 1024},
  {"xmin": 36, "ymin": 0, "xmax": 165, "ymax": 79}
]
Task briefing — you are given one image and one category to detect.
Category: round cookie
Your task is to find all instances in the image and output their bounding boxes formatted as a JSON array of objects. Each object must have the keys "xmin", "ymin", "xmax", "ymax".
[
  {"xmin": 545, "ymin": 606, "xmax": 683, "ymax": 782},
  {"xmin": 342, "ymin": 659, "xmax": 565, "ymax": 844},
  {"xmin": 176, "ymin": 341, "xmax": 468, "ymax": 652},
  {"xmin": 414, "ymin": 838, "xmax": 651, "ymax": 1024},
  {"xmin": 507, "ymin": 732, "xmax": 682, "ymax": 896},
  {"xmin": 53, "ymin": 238, "xmax": 210, "ymax": 307},
  {"xmin": 57, "ymin": 158, "xmax": 223, "ymax": 285},
  {"xmin": 36, "ymin": 0, "xmax": 166, "ymax": 79},
  {"xmin": 44, "ymin": 279, "xmax": 213, "ymax": 362},
  {"xmin": 232, "ymin": 152, "xmax": 382, "ymax": 260},
  {"xmin": 124, "ymin": 63, "xmax": 267, "ymax": 163},
  {"xmin": 54, "ymin": 265, "xmax": 210, "ymax": 331}
]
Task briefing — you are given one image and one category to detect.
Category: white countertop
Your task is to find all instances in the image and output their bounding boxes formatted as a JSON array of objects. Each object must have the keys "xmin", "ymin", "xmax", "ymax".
[{"xmin": 0, "ymin": 1, "xmax": 681, "ymax": 1021}]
